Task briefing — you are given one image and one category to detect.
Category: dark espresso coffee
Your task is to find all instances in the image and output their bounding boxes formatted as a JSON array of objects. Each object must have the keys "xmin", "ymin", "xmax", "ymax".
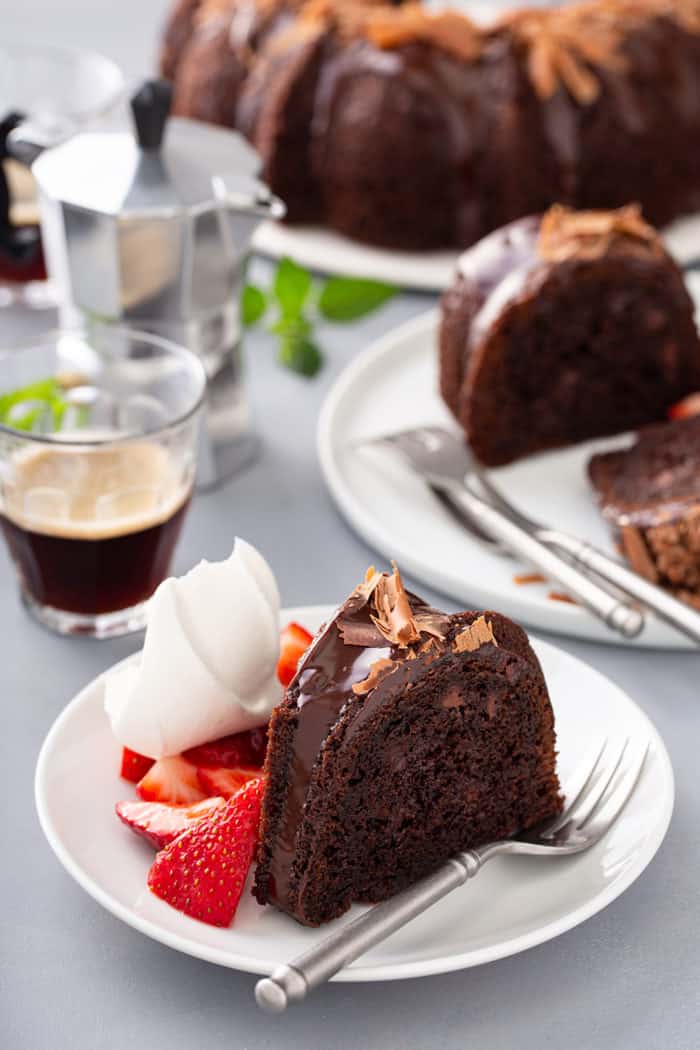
[{"xmin": 0, "ymin": 441, "xmax": 191, "ymax": 615}]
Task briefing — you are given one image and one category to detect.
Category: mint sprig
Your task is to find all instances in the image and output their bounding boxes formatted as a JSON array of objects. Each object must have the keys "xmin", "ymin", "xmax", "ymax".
[
  {"xmin": 243, "ymin": 258, "xmax": 397, "ymax": 377},
  {"xmin": 0, "ymin": 378, "xmax": 68, "ymax": 433}
]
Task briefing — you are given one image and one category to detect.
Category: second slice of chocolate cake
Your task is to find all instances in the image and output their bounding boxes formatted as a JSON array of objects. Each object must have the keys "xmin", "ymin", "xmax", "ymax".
[
  {"xmin": 589, "ymin": 416, "xmax": 700, "ymax": 610},
  {"xmin": 254, "ymin": 566, "xmax": 562, "ymax": 927}
]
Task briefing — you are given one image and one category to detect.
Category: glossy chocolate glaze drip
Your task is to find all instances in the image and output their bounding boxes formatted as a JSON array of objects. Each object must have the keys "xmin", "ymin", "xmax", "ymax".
[
  {"xmin": 589, "ymin": 416, "xmax": 700, "ymax": 529},
  {"xmin": 457, "ymin": 214, "xmax": 541, "ymax": 365},
  {"xmin": 266, "ymin": 586, "xmax": 450, "ymax": 905}
]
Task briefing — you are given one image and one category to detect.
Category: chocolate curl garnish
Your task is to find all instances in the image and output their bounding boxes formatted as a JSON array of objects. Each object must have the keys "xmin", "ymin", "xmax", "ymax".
[
  {"xmin": 620, "ymin": 525, "xmax": 659, "ymax": 583},
  {"xmin": 364, "ymin": 4, "xmax": 481, "ymax": 62},
  {"xmin": 537, "ymin": 204, "xmax": 659, "ymax": 262},
  {"xmin": 413, "ymin": 608, "xmax": 448, "ymax": 640},
  {"xmin": 508, "ymin": 6, "xmax": 627, "ymax": 105},
  {"xmin": 370, "ymin": 562, "xmax": 421, "ymax": 648},
  {"xmin": 351, "ymin": 657, "xmax": 396, "ymax": 695},
  {"xmin": 337, "ymin": 566, "xmax": 388, "ymax": 646},
  {"xmin": 453, "ymin": 615, "xmax": 498, "ymax": 652}
]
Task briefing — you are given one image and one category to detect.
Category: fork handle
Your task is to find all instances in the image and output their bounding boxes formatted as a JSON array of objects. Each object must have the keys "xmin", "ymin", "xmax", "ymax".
[
  {"xmin": 255, "ymin": 851, "xmax": 485, "ymax": 1013},
  {"xmin": 440, "ymin": 484, "xmax": 644, "ymax": 639},
  {"xmin": 538, "ymin": 530, "xmax": 700, "ymax": 645}
]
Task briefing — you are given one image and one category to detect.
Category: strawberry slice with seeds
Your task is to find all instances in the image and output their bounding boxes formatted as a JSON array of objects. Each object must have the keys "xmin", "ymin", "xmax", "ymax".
[
  {"xmin": 120, "ymin": 746, "xmax": 155, "ymax": 784},
  {"xmin": 197, "ymin": 765, "xmax": 261, "ymax": 799},
  {"xmin": 669, "ymin": 392, "xmax": 700, "ymax": 420},
  {"xmin": 137, "ymin": 755, "xmax": 206, "ymax": 805},
  {"xmin": 115, "ymin": 797, "xmax": 226, "ymax": 849},
  {"xmin": 184, "ymin": 726, "xmax": 268, "ymax": 770},
  {"xmin": 147, "ymin": 776, "xmax": 265, "ymax": 927},
  {"xmin": 277, "ymin": 622, "xmax": 313, "ymax": 686}
]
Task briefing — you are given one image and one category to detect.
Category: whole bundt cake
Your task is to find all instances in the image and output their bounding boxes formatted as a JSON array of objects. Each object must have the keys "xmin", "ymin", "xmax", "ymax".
[
  {"xmin": 162, "ymin": 0, "xmax": 700, "ymax": 251},
  {"xmin": 253, "ymin": 565, "xmax": 562, "ymax": 927},
  {"xmin": 439, "ymin": 204, "xmax": 700, "ymax": 466}
]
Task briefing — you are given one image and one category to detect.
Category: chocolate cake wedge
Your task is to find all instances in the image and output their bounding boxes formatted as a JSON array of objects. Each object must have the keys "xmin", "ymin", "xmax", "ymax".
[
  {"xmin": 439, "ymin": 204, "xmax": 700, "ymax": 466},
  {"xmin": 589, "ymin": 416, "xmax": 700, "ymax": 610},
  {"xmin": 254, "ymin": 566, "xmax": 562, "ymax": 927}
]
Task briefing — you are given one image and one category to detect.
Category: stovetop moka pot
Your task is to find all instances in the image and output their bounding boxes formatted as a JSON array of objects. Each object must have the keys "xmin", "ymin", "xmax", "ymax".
[{"xmin": 10, "ymin": 80, "xmax": 285, "ymax": 487}]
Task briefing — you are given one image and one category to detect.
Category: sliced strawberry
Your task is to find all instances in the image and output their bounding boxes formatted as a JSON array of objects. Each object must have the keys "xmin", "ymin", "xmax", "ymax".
[
  {"xmin": 115, "ymin": 797, "xmax": 226, "ymax": 849},
  {"xmin": 277, "ymin": 621, "xmax": 313, "ymax": 686},
  {"xmin": 120, "ymin": 746, "xmax": 155, "ymax": 784},
  {"xmin": 669, "ymin": 392, "xmax": 700, "ymax": 420},
  {"xmin": 147, "ymin": 776, "xmax": 265, "ymax": 927},
  {"xmin": 184, "ymin": 726, "xmax": 268, "ymax": 770},
  {"xmin": 136, "ymin": 755, "xmax": 206, "ymax": 805},
  {"xmin": 197, "ymin": 765, "xmax": 261, "ymax": 799}
]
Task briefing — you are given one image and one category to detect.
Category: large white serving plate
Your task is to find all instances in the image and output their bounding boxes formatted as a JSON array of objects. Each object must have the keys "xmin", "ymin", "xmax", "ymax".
[
  {"xmin": 317, "ymin": 310, "xmax": 698, "ymax": 649},
  {"xmin": 252, "ymin": 221, "xmax": 458, "ymax": 292},
  {"xmin": 35, "ymin": 606, "xmax": 673, "ymax": 982},
  {"xmin": 252, "ymin": 214, "xmax": 700, "ymax": 292}
]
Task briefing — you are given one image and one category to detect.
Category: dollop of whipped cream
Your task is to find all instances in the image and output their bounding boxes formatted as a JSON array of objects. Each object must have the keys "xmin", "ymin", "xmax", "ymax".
[{"xmin": 105, "ymin": 539, "xmax": 282, "ymax": 758}]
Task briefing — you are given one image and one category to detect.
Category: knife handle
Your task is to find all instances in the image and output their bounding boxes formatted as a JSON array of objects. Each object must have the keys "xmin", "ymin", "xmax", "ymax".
[
  {"xmin": 538, "ymin": 530, "xmax": 700, "ymax": 646},
  {"xmin": 441, "ymin": 484, "xmax": 644, "ymax": 639}
]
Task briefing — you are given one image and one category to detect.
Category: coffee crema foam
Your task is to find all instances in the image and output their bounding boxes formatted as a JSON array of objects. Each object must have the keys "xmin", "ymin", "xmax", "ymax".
[{"xmin": 0, "ymin": 439, "xmax": 191, "ymax": 540}]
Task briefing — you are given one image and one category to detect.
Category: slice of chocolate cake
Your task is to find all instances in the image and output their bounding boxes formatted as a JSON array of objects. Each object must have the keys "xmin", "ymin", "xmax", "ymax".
[
  {"xmin": 439, "ymin": 205, "xmax": 700, "ymax": 466},
  {"xmin": 589, "ymin": 416, "xmax": 700, "ymax": 610},
  {"xmin": 254, "ymin": 566, "xmax": 562, "ymax": 927}
]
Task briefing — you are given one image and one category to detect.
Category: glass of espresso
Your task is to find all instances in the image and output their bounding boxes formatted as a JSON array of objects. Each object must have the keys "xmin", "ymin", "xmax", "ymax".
[{"xmin": 0, "ymin": 327, "xmax": 206, "ymax": 637}]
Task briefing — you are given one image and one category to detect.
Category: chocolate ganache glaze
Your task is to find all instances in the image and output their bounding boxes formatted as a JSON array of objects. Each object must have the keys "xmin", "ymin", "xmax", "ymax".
[{"xmin": 264, "ymin": 567, "xmax": 450, "ymax": 906}]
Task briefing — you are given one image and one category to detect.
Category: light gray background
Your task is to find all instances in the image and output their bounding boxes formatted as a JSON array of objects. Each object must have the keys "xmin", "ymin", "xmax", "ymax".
[{"xmin": 3, "ymin": 3, "xmax": 700, "ymax": 1047}]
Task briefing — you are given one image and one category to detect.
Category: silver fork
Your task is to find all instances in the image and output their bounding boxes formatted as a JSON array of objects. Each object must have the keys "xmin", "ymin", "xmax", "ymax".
[
  {"xmin": 255, "ymin": 737, "xmax": 648, "ymax": 1012},
  {"xmin": 358, "ymin": 425, "xmax": 700, "ymax": 646},
  {"xmin": 356, "ymin": 426, "xmax": 644, "ymax": 640}
]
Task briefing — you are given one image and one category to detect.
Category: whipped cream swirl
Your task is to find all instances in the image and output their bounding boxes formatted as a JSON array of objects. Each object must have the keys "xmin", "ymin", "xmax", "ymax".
[{"xmin": 105, "ymin": 539, "xmax": 282, "ymax": 758}]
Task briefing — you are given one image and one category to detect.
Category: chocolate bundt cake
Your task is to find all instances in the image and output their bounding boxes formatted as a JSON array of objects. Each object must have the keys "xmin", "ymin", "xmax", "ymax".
[
  {"xmin": 439, "ymin": 205, "xmax": 700, "ymax": 466},
  {"xmin": 162, "ymin": 0, "xmax": 700, "ymax": 251},
  {"xmin": 589, "ymin": 416, "xmax": 700, "ymax": 609},
  {"xmin": 253, "ymin": 566, "xmax": 562, "ymax": 927}
]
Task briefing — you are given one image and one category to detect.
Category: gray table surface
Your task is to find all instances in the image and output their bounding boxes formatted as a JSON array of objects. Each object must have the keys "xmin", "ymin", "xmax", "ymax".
[{"xmin": 3, "ymin": 3, "xmax": 700, "ymax": 1048}]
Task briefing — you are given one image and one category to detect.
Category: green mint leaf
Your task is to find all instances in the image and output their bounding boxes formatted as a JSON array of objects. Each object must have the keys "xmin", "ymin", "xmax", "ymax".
[
  {"xmin": 317, "ymin": 277, "xmax": 397, "ymax": 321},
  {"xmin": 273, "ymin": 257, "xmax": 312, "ymax": 318},
  {"xmin": 270, "ymin": 314, "xmax": 312, "ymax": 339},
  {"xmin": 0, "ymin": 378, "xmax": 67, "ymax": 433},
  {"xmin": 278, "ymin": 331, "xmax": 323, "ymax": 377},
  {"xmin": 241, "ymin": 284, "xmax": 267, "ymax": 326}
]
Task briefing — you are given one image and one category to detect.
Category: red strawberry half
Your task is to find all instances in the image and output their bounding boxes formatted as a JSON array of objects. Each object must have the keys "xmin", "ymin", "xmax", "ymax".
[
  {"xmin": 197, "ymin": 765, "xmax": 260, "ymax": 799},
  {"xmin": 115, "ymin": 797, "xmax": 226, "ymax": 849},
  {"xmin": 120, "ymin": 747, "xmax": 155, "ymax": 784},
  {"xmin": 277, "ymin": 621, "xmax": 313, "ymax": 686},
  {"xmin": 147, "ymin": 776, "xmax": 265, "ymax": 927},
  {"xmin": 669, "ymin": 392, "xmax": 700, "ymax": 420},
  {"xmin": 183, "ymin": 726, "xmax": 268, "ymax": 769},
  {"xmin": 137, "ymin": 755, "xmax": 206, "ymax": 805}
]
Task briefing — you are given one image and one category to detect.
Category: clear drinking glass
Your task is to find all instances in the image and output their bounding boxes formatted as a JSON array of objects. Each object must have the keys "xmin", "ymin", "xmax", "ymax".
[
  {"xmin": 0, "ymin": 326, "xmax": 206, "ymax": 638},
  {"xmin": 0, "ymin": 43, "xmax": 125, "ymax": 308}
]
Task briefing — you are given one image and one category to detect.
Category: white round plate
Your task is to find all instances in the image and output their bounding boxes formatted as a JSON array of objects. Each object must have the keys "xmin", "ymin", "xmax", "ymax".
[
  {"xmin": 252, "ymin": 214, "xmax": 700, "ymax": 293},
  {"xmin": 252, "ymin": 221, "xmax": 458, "ymax": 292},
  {"xmin": 318, "ymin": 309, "xmax": 699, "ymax": 649},
  {"xmin": 35, "ymin": 606, "xmax": 673, "ymax": 982}
]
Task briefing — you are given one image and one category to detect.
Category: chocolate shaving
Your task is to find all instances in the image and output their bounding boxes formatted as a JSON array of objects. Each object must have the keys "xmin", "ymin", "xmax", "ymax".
[
  {"xmin": 452, "ymin": 615, "xmax": 498, "ymax": 652},
  {"xmin": 621, "ymin": 524, "xmax": 660, "ymax": 582},
  {"xmin": 548, "ymin": 591, "xmax": 579, "ymax": 605},
  {"xmin": 337, "ymin": 618, "xmax": 387, "ymax": 647},
  {"xmin": 336, "ymin": 566, "xmax": 387, "ymax": 645},
  {"xmin": 508, "ymin": 6, "xmax": 627, "ymax": 105},
  {"xmin": 537, "ymin": 204, "xmax": 659, "ymax": 262},
  {"xmin": 370, "ymin": 562, "xmax": 422, "ymax": 648},
  {"xmin": 413, "ymin": 608, "xmax": 448, "ymax": 639},
  {"xmin": 351, "ymin": 657, "xmax": 397, "ymax": 695},
  {"xmin": 364, "ymin": 4, "xmax": 481, "ymax": 62}
]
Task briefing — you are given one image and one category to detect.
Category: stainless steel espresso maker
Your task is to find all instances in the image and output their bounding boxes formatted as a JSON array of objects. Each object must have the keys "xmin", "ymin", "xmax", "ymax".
[{"xmin": 11, "ymin": 80, "xmax": 285, "ymax": 487}]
